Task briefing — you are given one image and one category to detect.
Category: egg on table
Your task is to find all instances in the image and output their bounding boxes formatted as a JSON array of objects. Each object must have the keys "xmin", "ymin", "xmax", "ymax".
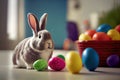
[
  {"xmin": 33, "ymin": 59, "xmax": 48, "ymax": 71},
  {"xmin": 82, "ymin": 48, "xmax": 99, "ymax": 71},
  {"xmin": 57, "ymin": 54, "xmax": 65, "ymax": 60},
  {"xmin": 65, "ymin": 51, "xmax": 82, "ymax": 74},
  {"xmin": 48, "ymin": 57, "xmax": 65, "ymax": 71},
  {"xmin": 106, "ymin": 54, "xmax": 119, "ymax": 67}
]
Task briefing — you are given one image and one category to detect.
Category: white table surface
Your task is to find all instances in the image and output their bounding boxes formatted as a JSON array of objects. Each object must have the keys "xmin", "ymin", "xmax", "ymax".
[{"xmin": 0, "ymin": 50, "xmax": 120, "ymax": 80}]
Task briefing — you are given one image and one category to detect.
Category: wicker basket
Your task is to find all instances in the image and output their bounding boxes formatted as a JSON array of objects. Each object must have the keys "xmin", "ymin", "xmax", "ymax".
[{"xmin": 77, "ymin": 41, "xmax": 120, "ymax": 67}]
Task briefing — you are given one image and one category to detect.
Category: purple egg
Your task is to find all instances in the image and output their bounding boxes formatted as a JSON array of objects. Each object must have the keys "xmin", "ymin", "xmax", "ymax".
[{"xmin": 106, "ymin": 55, "xmax": 119, "ymax": 67}]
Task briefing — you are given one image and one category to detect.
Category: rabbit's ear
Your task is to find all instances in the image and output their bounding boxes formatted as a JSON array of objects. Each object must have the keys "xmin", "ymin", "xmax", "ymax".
[
  {"xmin": 27, "ymin": 13, "xmax": 40, "ymax": 35},
  {"xmin": 39, "ymin": 13, "xmax": 48, "ymax": 30}
]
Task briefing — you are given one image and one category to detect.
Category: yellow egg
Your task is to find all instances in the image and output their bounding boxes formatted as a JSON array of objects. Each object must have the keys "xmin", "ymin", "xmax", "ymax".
[
  {"xmin": 78, "ymin": 33, "xmax": 92, "ymax": 41},
  {"xmin": 65, "ymin": 51, "xmax": 82, "ymax": 74},
  {"xmin": 107, "ymin": 29, "xmax": 120, "ymax": 40}
]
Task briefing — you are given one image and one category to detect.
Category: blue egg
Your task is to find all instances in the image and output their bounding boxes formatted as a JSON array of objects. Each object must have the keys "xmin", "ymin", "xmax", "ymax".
[
  {"xmin": 82, "ymin": 48, "xmax": 99, "ymax": 71},
  {"xmin": 96, "ymin": 24, "xmax": 111, "ymax": 33}
]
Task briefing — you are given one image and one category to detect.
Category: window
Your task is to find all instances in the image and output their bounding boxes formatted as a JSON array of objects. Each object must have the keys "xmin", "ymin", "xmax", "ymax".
[{"xmin": 7, "ymin": 0, "xmax": 18, "ymax": 40}]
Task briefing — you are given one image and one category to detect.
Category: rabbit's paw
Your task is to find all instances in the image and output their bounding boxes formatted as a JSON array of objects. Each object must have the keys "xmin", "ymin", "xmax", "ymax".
[{"xmin": 26, "ymin": 64, "xmax": 33, "ymax": 70}]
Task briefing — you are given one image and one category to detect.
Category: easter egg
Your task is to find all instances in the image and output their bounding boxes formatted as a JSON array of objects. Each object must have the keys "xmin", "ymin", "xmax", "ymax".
[
  {"xmin": 85, "ymin": 30, "xmax": 96, "ymax": 38},
  {"xmin": 107, "ymin": 29, "xmax": 120, "ymax": 40},
  {"xmin": 92, "ymin": 32, "xmax": 111, "ymax": 41},
  {"xmin": 65, "ymin": 51, "xmax": 82, "ymax": 74},
  {"xmin": 115, "ymin": 24, "xmax": 120, "ymax": 33},
  {"xmin": 79, "ymin": 33, "xmax": 92, "ymax": 41},
  {"xmin": 96, "ymin": 24, "xmax": 111, "ymax": 33},
  {"xmin": 106, "ymin": 55, "xmax": 119, "ymax": 67},
  {"xmin": 48, "ymin": 57, "xmax": 65, "ymax": 71},
  {"xmin": 57, "ymin": 54, "xmax": 65, "ymax": 60},
  {"xmin": 82, "ymin": 48, "xmax": 99, "ymax": 71},
  {"xmin": 33, "ymin": 59, "xmax": 48, "ymax": 71}
]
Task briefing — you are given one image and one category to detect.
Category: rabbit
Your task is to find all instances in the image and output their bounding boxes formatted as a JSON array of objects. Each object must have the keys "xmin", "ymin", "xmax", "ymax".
[{"xmin": 12, "ymin": 13, "xmax": 54, "ymax": 69}]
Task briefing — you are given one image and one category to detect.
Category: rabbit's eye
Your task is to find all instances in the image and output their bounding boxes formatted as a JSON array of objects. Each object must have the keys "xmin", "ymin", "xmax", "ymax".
[{"xmin": 39, "ymin": 35, "xmax": 41, "ymax": 38}]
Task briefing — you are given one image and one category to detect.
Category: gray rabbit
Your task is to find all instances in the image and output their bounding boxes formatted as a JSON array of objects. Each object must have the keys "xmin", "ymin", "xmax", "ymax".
[{"xmin": 12, "ymin": 13, "xmax": 54, "ymax": 69}]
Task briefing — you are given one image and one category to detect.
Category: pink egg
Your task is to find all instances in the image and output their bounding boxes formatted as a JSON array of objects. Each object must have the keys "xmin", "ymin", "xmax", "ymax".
[{"xmin": 48, "ymin": 57, "xmax": 65, "ymax": 71}]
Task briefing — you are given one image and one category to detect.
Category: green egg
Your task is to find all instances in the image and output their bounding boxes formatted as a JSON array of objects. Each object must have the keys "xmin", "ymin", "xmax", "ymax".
[
  {"xmin": 57, "ymin": 54, "xmax": 65, "ymax": 60},
  {"xmin": 33, "ymin": 59, "xmax": 48, "ymax": 71}
]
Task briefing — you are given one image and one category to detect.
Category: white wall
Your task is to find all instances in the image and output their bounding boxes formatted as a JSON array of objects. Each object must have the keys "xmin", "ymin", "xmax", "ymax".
[{"xmin": 68, "ymin": 0, "xmax": 120, "ymax": 33}]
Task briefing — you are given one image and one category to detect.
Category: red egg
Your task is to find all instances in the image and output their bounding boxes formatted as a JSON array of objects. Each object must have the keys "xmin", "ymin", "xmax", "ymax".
[
  {"xmin": 85, "ymin": 30, "xmax": 96, "ymax": 38},
  {"xmin": 115, "ymin": 24, "xmax": 120, "ymax": 33},
  {"xmin": 48, "ymin": 57, "xmax": 65, "ymax": 71},
  {"xmin": 92, "ymin": 32, "xmax": 111, "ymax": 41}
]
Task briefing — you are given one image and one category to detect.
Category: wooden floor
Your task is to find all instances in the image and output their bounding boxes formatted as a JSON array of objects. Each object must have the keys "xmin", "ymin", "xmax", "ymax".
[{"xmin": 0, "ymin": 50, "xmax": 120, "ymax": 80}]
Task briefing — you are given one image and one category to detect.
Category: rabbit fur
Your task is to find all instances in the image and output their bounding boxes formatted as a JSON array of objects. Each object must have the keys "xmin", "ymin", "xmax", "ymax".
[{"xmin": 12, "ymin": 13, "xmax": 54, "ymax": 69}]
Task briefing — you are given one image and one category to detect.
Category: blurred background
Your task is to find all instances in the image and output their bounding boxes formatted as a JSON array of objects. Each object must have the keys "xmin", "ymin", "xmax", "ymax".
[{"xmin": 0, "ymin": 0, "xmax": 120, "ymax": 50}]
